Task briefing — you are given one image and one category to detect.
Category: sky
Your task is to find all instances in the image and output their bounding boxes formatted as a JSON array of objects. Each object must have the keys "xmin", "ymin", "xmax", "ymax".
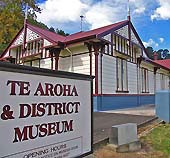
[{"xmin": 36, "ymin": 0, "xmax": 170, "ymax": 51}]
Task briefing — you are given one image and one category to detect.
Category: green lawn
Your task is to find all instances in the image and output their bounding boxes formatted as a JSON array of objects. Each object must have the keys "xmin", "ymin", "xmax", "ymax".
[
  {"xmin": 142, "ymin": 124, "xmax": 170, "ymax": 155},
  {"xmin": 94, "ymin": 124, "xmax": 170, "ymax": 158}
]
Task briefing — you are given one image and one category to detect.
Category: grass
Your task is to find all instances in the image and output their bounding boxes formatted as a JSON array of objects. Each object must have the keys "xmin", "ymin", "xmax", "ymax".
[
  {"xmin": 93, "ymin": 144, "xmax": 165, "ymax": 158},
  {"xmin": 93, "ymin": 124, "xmax": 170, "ymax": 158},
  {"xmin": 141, "ymin": 124, "xmax": 170, "ymax": 154}
]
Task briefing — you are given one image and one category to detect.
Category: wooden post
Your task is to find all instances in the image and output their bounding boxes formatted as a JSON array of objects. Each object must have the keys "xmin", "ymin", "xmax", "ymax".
[
  {"xmin": 84, "ymin": 42, "xmax": 92, "ymax": 77},
  {"xmin": 55, "ymin": 54, "xmax": 60, "ymax": 70},
  {"xmin": 93, "ymin": 43, "xmax": 100, "ymax": 95},
  {"xmin": 100, "ymin": 44, "xmax": 104, "ymax": 95},
  {"xmin": 154, "ymin": 67, "xmax": 158, "ymax": 92},
  {"xmin": 128, "ymin": 21, "xmax": 131, "ymax": 59},
  {"xmin": 49, "ymin": 48, "xmax": 61, "ymax": 70},
  {"xmin": 51, "ymin": 53, "xmax": 53, "ymax": 70}
]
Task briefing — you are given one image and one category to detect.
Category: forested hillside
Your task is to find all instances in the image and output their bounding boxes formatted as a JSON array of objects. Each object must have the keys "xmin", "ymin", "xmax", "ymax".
[{"xmin": 0, "ymin": 0, "xmax": 68, "ymax": 55}]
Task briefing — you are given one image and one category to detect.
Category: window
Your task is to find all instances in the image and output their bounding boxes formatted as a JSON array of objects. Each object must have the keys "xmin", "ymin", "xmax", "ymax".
[
  {"xmin": 25, "ymin": 39, "xmax": 43, "ymax": 56},
  {"xmin": 104, "ymin": 44, "xmax": 109, "ymax": 54},
  {"xmin": 125, "ymin": 40, "xmax": 128, "ymax": 55},
  {"xmin": 119, "ymin": 37, "xmax": 121, "ymax": 51},
  {"xmin": 133, "ymin": 47, "xmax": 137, "ymax": 63},
  {"xmin": 24, "ymin": 61, "xmax": 31, "ymax": 66},
  {"xmin": 127, "ymin": 41, "xmax": 130, "ymax": 58},
  {"xmin": 141, "ymin": 68, "xmax": 149, "ymax": 93},
  {"xmin": 116, "ymin": 58, "xmax": 128, "ymax": 92},
  {"xmin": 122, "ymin": 39, "xmax": 125, "ymax": 53},
  {"xmin": 32, "ymin": 59, "xmax": 40, "ymax": 68},
  {"xmin": 16, "ymin": 46, "xmax": 22, "ymax": 62},
  {"xmin": 160, "ymin": 74, "xmax": 165, "ymax": 90},
  {"xmin": 115, "ymin": 35, "xmax": 119, "ymax": 51}
]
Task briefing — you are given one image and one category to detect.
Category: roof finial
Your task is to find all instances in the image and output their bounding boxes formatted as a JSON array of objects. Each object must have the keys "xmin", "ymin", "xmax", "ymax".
[
  {"xmin": 154, "ymin": 51, "xmax": 157, "ymax": 60},
  {"xmin": 25, "ymin": 3, "xmax": 28, "ymax": 20},
  {"xmin": 80, "ymin": 15, "xmax": 84, "ymax": 32},
  {"xmin": 128, "ymin": 0, "xmax": 131, "ymax": 21}
]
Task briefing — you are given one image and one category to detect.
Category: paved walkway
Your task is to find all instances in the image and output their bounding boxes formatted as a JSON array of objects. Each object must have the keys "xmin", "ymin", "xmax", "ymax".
[
  {"xmin": 85, "ymin": 105, "xmax": 155, "ymax": 157},
  {"xmin": 103, "ymin": 104, "xmax": 155, "ymax": 116},
  {"xmin": 93, "ymin": 112, "xmax": 154, "ymax": 144}
]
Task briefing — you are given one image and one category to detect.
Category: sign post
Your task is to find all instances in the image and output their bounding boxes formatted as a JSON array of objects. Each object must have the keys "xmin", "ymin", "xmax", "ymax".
[{"xmin": 0, "ymin": 62, "xmax": 93, "ymax": 158}]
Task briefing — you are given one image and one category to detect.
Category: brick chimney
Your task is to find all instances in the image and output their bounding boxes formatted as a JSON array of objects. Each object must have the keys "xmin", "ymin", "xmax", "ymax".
[{"xmin": 154, "ymin": 51, "xmax": 157, "ymax": 60}]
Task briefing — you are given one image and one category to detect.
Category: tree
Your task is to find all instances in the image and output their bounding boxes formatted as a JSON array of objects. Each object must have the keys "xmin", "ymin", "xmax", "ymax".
[
  {"xmin": 0, "ymin": 0, "xmax": 69, "ymax": 54},
  {"xmin": 49, "ymin": 27, "xmax": 55, "ymax": 33},
  {"xmin": 49, "ymin": 27, "xmax": 69, "ymax": 36},
  {"xmin": 146, "ymin": 47, "xmax": 154, "ymax": 60},
  {"xmin": 156, "ymin": 49, "xmax": 163, "ymax": 60},
  {"xmin": 163, "ymin": 49, "xmax": 169, "ymax": 59},
  {"xmin": 145, "ymin": 46, "xmax": 170, "ymax": 60},
  {"xmin": 0, "ymin": 0, "xmax": 40, "ymax": 54},
  {"xmin": 56, "ymin": 29, "xmax": 69, "ymax": 36},
  {"xmin": 156, "ymin": 49, "xmax": 170, "ymax": 60},
  {"xmin": 29, "ymin": 18, "xmax": 49, "ymax": 30}
]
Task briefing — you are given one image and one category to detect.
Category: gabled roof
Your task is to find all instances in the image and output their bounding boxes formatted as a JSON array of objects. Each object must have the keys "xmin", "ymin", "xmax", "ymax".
[
  {"xmin": 64, "ymin": 20, "xmax": 128, "ymax": 43},
  {"xmin": 154, "ymin": 59, "xmax": 170, "ymax": 69},
  {"xmin": 140, "ymin": 57, "xmax": 170, "ymax": 71},
  {"xmin": 27, "ymin": 23, "xmax": 66, "ymax": 43},
  {"xmin": 27, "ymin": 20, "xmax": 129, "ymax": 44},
  {"xmin": 1, "ymin": 20, "xmax": 130, "ymax": 58}
]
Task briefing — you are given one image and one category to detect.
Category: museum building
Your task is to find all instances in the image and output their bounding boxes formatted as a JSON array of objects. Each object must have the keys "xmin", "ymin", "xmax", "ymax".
[{"xmin": 1, "ymin": 16, "xmax": 170, "ymax": 111}]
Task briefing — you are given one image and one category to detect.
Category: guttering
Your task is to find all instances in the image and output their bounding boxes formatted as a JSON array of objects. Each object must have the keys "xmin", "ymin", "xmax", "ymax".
[
  {"xmin": 64, "ymin": 35, "xmax": 96, "ymax": 46},
  {"xmin": 141, "ymin": 56, "xmax": 170, "ymax": 71}
]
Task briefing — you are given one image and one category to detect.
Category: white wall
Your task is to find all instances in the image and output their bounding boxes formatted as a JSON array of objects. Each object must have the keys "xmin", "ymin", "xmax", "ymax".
[
  {"xmin": 59, "ymin": 52, "xmax": 95, "ymax": 92},
  {"xmin": 40, "ymin": 58, "xmax": 51, "ymax": 69},
  {"xmin": 58, "ymin": 57, "xmax": 72, "ymax": 72},
  {"xmin": 128, "ymin": 62, "xmax": 137, "ymax": 94},
  {"xmin": 59, "ymin": 53, "xmax": 91, "ymax": 75},
  {"xmin": 156, "ymin": 73, "xmax": 161, "ymax": 91},
  {"xmin": 148, "ymin": 71, "xmax": 154, "ymax": 94},
  {"xmin": 102, "ymin": 55, "xmax": 116, "ymax": 94}
]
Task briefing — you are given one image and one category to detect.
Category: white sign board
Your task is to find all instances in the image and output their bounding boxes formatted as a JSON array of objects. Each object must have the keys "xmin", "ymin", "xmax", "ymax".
[{"xmin": 0, "ymin": 67, "xmax": 92, "ymax": 158}]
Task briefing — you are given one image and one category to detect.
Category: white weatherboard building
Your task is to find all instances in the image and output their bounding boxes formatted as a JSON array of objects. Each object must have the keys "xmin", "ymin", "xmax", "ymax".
[{"xmin": 1, "ymin": 18, "xmax": 170, "ymax": 111}]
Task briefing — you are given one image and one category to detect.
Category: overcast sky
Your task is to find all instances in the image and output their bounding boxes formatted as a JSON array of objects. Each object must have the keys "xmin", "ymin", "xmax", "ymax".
[{"xmin": 36, "ymin": 0, "xmax": 170, "ymax": 50}]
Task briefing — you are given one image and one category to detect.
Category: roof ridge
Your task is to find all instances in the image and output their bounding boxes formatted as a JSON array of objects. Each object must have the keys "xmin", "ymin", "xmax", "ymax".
[
  {"xmin": 27, "ymin": 23, "xmax": 66, "ymax": 38},
  {"xmin": 85, "ymin": 20, "xmax": 128, "ymax": 32},
  {"xmin": 26, "ymin": 19, "xmax": 129, "ymax": 44},
  {"xmin": 68, "ymin": 20, "xmax": 128, "ymax": 36}
]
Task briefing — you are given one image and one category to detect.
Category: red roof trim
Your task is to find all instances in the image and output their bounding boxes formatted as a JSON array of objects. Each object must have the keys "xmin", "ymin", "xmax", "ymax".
[
  {"xmin": 142, "ymin": 57, "xmax": 170, "ymax": 71},
  {"xmin": 130, "ymin": 22, "xmax": 148, "ymax": 57},
  {"xmin": 64, "ymin": 20, "xmax": 129, "ymax": 44},
  {"xmin": 65, "ymin": 35, "xmax": 96, "ymax": 45},
  {"xmin": 97, "ymin": 20, "xmax": 129, "ymax": 38},
  {"xmin": 154, "ymin": 59, "xmax": 170, "ymax": 69},
  {"xmin": 27, "ymin": 24, "xmax": 58, "ymax": 44}
]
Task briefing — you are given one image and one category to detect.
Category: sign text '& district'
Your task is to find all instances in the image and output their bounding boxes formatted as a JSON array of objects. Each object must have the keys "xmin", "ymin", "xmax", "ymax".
[{"xmin": 0, "ymin": 80, "xmax": 81, "ymax": 143}]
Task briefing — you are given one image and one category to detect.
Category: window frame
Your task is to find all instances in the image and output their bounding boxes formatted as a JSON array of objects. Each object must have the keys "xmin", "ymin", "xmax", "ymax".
[
  {"xmin": 160, "ymin": 73, "xmax": 165, "ymax": 90},
  {"xmin": 116, "ymin": 57, "xmax": 129, "ymax": 93},
  {"xmin": 141, "ymin": 68, "xmax": 149, "ymax": 93}
]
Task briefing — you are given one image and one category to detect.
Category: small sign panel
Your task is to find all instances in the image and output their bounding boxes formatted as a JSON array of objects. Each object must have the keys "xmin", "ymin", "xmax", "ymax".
[{"xmin": 0, "ymin": 66, "xmax": 92, "ymax": 158}]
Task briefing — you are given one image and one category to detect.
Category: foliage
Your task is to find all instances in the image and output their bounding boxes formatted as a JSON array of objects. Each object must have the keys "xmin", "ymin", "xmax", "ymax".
[
  {"xmin": 49, "ymin": 27, "xmax": 69, "ymax": 36},
  {"xmin": 0, "ymin": 0, "xmax": 69, "ymax": 54},
  {"xmin": 29, "ymin": 18, "xmax": 49, "ymax": 30},
  {"xmin": 142, "ymin": 124, "xmax": 170, "ymax": 155},
  {"xmin": 57, "ymin": 29, "xmax": 69, "ymax": 36},
  {"xmin": 146, "ymin": 47, "xmax": 154, "ymax": 60},
  {"xmin": 146, "ymin": 46, "xmax": 170, "ymax": 60},
  {"xmin": 157, "ymin": 49, "xmax": 163, "ymax": 60},
  {"xmin": 0, "ymin": 0, "xmax": 40, "ymax": 54},
  {"xmin": 49, "ymin": 27, "xmax": 55, "ymax": 33}
]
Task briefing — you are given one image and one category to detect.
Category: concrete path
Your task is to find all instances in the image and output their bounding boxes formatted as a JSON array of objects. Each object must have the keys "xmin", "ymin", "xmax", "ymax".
[
  {"xmin": 93, "ymin": 112, "xmax": 154, "ymax": 144},
  {"xmin": 103, "ymin": 104, "xmax": 155, "ymax": 116},
  {"xmin": 85, "ymin": 105, "xmax": 155, "ymax": 157}
]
